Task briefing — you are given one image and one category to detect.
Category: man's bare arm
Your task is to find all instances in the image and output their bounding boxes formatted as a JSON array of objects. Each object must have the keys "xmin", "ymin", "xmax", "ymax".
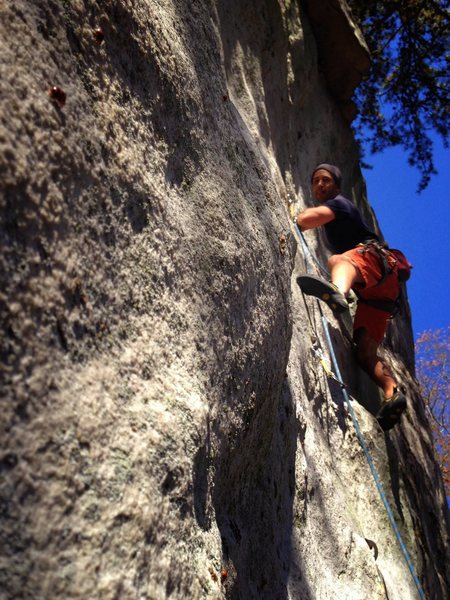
[{"xmin": 297, "ymin": 206, "xmax": 335, "ymax": 231}]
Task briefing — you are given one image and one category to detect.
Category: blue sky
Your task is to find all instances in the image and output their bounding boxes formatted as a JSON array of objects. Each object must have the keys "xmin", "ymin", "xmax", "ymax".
[{"xmin": 361, "ymin": 135, "xmax": 450, "ymax": 341}]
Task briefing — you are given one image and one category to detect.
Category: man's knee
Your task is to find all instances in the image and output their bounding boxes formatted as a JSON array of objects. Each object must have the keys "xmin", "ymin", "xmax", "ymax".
[
  {"xmin": 328, "ymin": 253, "xmax": 356, "ymax": 271},
  {"xmin": 328, "ymin": 254, "xmax": 343, "ymax": 270}
]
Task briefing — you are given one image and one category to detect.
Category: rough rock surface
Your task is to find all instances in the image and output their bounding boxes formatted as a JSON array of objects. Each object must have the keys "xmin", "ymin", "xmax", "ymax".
[{"xmin": 0, "ymin": 1, "xmax": 448, "ymax": 599}]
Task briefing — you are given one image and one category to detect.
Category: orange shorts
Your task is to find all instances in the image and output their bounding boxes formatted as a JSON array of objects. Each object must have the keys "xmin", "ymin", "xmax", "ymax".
[{"xmin": 342, "ymin": 245, "xmax": 400, "ymax": 345}]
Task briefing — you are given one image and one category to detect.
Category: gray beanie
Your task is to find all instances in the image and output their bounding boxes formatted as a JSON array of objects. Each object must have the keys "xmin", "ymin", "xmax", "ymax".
[{"xmin": 311, "ymin": 163, "xmax": 342, "ymax": 186}]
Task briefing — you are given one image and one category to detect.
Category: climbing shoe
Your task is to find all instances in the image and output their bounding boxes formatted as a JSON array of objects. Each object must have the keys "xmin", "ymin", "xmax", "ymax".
[
  {"xmin": 376, "ymin": 388, "xmax": 407, "ymax": 431},
  {"xmin": 296, "ymin": 275, "xmax": 348, "ymax": 314}
]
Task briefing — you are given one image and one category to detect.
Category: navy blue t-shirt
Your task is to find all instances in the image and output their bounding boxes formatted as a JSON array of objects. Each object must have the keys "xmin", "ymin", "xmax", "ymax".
[{"xmin": 323, "ymin": 194, "xmax": 378, "ymax": 254}]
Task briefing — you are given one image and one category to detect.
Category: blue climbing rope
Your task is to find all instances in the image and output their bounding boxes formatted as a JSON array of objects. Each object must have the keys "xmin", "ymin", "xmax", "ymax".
[
  {"xmin": 320, "ymin": 309, "xmax": 425, "ymax": 599},
  {"xmin": 293, "ymin": 222, "xmax": 330, "ymax": 278},
  {"xmin": 294, "ymin": 219, "xmax": 426, "ymax": 600}
]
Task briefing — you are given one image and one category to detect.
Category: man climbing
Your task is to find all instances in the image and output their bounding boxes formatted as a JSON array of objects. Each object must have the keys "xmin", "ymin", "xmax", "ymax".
[{"xmin": 296, "ymin": 163, "xmax": 407, "ymax": 430}]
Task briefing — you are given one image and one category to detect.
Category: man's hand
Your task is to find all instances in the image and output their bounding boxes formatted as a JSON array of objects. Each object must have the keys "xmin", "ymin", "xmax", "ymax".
[{"xmin": 297, "ymin": 206, "xmax": 335, "ymax": 231}]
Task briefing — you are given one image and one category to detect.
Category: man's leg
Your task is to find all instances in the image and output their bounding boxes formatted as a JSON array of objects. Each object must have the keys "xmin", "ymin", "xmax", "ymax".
[
  {"xmin": 353, "ymin": 328, "xmax": 396, "ymax": 398},
  {"xmin": 328, "ymin": 254, "xmax": 365, "ymax": 296}
]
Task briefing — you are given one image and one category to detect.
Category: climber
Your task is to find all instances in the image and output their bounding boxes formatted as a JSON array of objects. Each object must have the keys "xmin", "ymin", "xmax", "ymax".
[{"xmin": 296, "ymin": 163, "xmax": 407, "ymax": 430}]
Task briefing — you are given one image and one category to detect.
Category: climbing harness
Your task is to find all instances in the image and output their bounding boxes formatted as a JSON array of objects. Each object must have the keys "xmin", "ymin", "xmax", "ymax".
[
  {"xmin": 356, "ymin": 240, "xmax": 395, "ymax": 287},
  {"xmin": 356, "ymin": 294, "xmax": 399, "ymax": 315},
  {"xmin": 356, "ymin": 240, "xmax": 413, "ymax": 286},
  {"xmin": 293, "ymin": 219, "xmax": 426, "ymax": 600},
  {"xmin": 391, "ymin": 248, "xmax": 413, "ymax": 282},
  {"xmin": 353, "ymin": 241, "xmax": 413, "ymax": 315}
]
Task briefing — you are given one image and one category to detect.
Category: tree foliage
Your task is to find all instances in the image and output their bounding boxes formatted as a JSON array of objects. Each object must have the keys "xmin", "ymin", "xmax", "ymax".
[
  {"xmin": 415, "ymin": 327, "xmax": 450, "ymax": 496},
  {"xmin": 348, "ymin": 0, "xmax": 449, "ymax": 191}
]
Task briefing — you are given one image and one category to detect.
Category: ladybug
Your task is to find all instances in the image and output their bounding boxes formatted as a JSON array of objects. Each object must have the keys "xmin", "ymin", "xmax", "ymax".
[
  {"xmin": 48, "ymin": 86, "xmax": 66, "ymax": 108},
  {"xmin": 220, "ymin": 568, "xmax": 228, "ymax": 581}
]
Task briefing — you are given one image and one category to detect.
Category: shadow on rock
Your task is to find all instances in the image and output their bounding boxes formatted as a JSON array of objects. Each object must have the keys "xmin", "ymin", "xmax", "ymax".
[{"xmin": 209, "ymin": 378, "xmax": 304, "ymax": 599}]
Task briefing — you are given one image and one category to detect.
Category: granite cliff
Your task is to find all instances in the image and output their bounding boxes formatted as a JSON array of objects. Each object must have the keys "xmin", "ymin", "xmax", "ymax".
[{"xmin": 0, "ymin": 1, "xmax": 448, "ymax": 599}]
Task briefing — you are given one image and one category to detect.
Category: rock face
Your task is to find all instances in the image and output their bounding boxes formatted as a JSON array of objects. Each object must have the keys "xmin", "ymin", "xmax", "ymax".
[{"xmin": 0, "ymin": 1, "xmax": 448, "ymax": 599}]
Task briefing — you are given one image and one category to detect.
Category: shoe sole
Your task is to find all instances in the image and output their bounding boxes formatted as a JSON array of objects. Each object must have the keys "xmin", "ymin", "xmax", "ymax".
[{"xmin": 296, "ymin": 275, "xmax": 348, "ymax": 314}]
